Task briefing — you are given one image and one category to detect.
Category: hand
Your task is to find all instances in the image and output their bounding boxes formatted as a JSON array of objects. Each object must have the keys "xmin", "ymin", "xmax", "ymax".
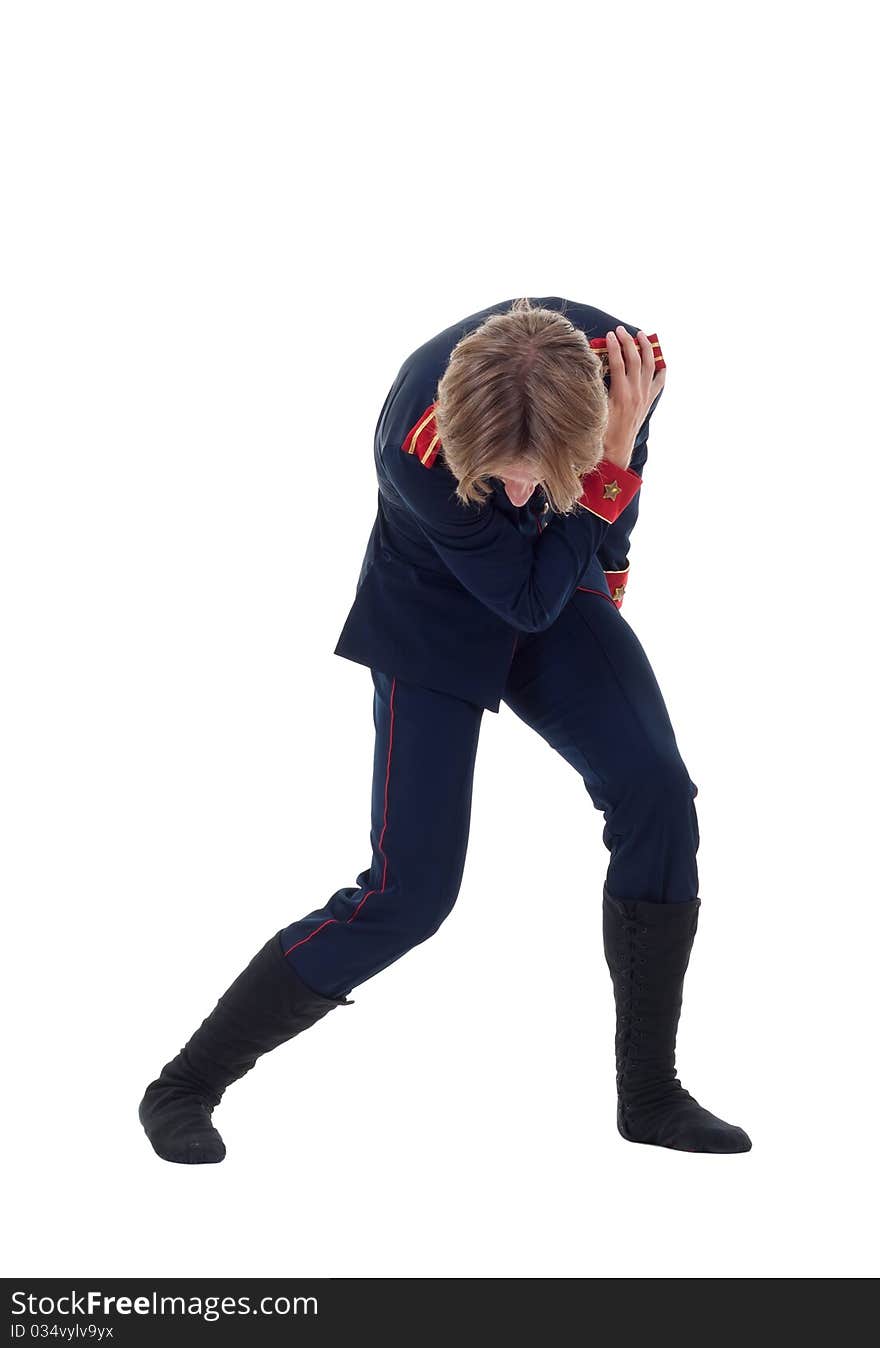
[{"xmin": 602, "ymin": 325, "xmax": 666, "ymax": 470}]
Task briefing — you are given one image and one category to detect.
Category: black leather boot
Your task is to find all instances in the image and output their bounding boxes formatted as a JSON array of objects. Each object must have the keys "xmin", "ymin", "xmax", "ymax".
[
  {"xmin": 602, "ymin": 888, "xmax": 751, "ymax": 1153},
  {"xmin": 138, "ymin": 931, "xmax": 352, "ymax": 1164}
]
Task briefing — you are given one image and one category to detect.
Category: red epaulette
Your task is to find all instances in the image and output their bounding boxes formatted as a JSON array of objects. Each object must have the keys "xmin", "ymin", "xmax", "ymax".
[
  {"xmin": 589, "ymin": 332, "xmax": 665, "ymax": 370},
  {"xmin": 401, "ymin": 403, "xmax": 442, "ymax": 468}
]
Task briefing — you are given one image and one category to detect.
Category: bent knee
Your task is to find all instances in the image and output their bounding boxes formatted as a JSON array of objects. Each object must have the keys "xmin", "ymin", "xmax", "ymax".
[
  {"xmin": 630, "ymin": 750, "xmax": 698, "ymax": 811},
  {"xmin": 397, "ymin": 887, "xmax": 460, "ymax": 947}
]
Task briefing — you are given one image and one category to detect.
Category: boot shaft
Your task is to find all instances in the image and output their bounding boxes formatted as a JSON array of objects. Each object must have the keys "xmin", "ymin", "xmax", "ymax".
[
  {"xmin": 602, "ymin": 889, "xmax": 699, "ymax": 1095},
  {"xmin": 156, "ymin": 933, "xmax": 352, "ymax": 1104}
]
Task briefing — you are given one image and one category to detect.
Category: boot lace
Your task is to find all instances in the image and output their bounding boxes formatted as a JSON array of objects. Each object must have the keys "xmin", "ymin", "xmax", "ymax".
[{"xmin": 613, "ymin": 914, "xmax": 686, "ymax": 1114}]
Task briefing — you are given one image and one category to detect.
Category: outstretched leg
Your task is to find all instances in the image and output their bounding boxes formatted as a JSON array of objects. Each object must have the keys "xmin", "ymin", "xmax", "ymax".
[
  {"xmin": 279, "ymin": 669, "xmax": 484, "ymax": 998},
  {"xmin": 503, "ymin": 590, "xmax": 750, "ymax": 1153},
  {"xmin": 139, "ymin": 670, "xmax": 484, "ymax": 1163}
]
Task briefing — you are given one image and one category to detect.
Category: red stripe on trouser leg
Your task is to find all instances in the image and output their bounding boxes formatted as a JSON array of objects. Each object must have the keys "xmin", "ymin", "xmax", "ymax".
[
  {"xmin": 282, "ymin": 676, "xmax": 397, "ymax": 956},
  {"xmin": 347, "ymin": 675, "xmax": 396, "ymax": 924},
  {"xmin": 279, "ymin": 670, "xmax": 484, "ymax": 999},
  {"xmin": 283, "ymin": 918, "xmax": 338, "ymax": 956}
]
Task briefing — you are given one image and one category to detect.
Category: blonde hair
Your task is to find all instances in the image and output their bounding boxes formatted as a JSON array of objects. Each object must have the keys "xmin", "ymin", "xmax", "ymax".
[{"xmin": 434, "ymin": 297, "xmax": 609, "ymax": 514}]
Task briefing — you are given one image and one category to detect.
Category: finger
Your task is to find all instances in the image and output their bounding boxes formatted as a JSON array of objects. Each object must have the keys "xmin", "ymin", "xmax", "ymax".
[
  {"xmin": 635, "ymin": 330, "xmax": 656, "ymax": 390},
  {"xmin": 615, "ymin": 324, "xmax": 640, "ymax": 378},
  {"xmin": 605, "ymin": 330, "xmax": 625, "ymax": 385}
]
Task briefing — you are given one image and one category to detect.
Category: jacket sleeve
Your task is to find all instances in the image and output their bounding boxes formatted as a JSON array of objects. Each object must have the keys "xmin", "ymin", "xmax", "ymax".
[
  {"xmin": 380, "ymin": 443, "xmax": 642, "ymax": 633},
  {"xmin": 596, "ymin": 384, "xmax": 664, "ymax": 608}
]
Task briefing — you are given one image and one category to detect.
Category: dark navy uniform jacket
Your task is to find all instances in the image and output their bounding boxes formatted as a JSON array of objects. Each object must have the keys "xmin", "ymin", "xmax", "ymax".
[{"xmin": 333, "ymin": 296, "xmax": 663, "ymax": 713}]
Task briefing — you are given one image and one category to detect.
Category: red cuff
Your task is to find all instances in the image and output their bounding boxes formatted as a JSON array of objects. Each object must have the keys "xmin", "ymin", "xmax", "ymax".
[
  {"xmin": 578, "ymin": 459, "xmax": 642, "ymax": 523},
  {"xmin": 604, "ymin": 568, "xmax": 629, "ymax": 608}
]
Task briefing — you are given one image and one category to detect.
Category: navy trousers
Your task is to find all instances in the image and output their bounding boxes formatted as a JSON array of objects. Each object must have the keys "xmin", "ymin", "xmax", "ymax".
[{"xmin": 280, "ymin": 589, "xmax": 700, "ymax": 1000}]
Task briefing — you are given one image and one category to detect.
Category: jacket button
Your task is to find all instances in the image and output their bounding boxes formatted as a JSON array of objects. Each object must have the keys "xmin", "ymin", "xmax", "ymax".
[
  {"xmin": 542, "ymin": 500, "xmax": 550, "ymax": 515},
  {"xmin": 381, "ymin": 548, "xmax": 392, "ymax": 560}
]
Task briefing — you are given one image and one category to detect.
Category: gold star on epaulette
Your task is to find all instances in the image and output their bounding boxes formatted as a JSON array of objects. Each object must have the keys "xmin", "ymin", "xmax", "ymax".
[
  {"xmin": 603, "ymin": 479, "xmax": 622, "ymax": 501},
  {"xmin": 611, "ymin": 585, "xmax": 626, "ymax": 603}
]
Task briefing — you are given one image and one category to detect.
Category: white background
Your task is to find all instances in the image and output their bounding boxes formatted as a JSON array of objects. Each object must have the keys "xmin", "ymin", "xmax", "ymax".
[{"xmin": 2, "ymin": 1, "xmax": 877, "ymax": 1280}]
